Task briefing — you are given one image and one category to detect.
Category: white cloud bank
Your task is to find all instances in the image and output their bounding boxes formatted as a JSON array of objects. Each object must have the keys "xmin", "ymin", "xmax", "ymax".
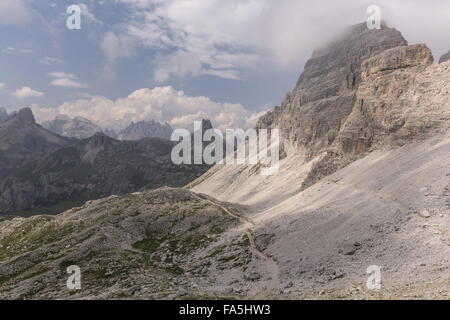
[
  {"xmin": 39, "ymin": 57, "xmax": 64, "ymax": 65},
  {"xmin": 32, "ymin": 86, "xmax": 261, "ymax": 131},
  {"xmin": 0, "ymin": 0, "xmax": 31, "ymax": 25},
  {"xmin": 49, "ymin": 72, "xmax": 87, "ymax": 88},
  {"xmin": 13, "ymin": 87, "xmax": 44, "ymax": 99},
  {"xmin": 109, "ymin": 0, "xmax": 450, "ymax": 82},
  {"xmin": 100, "ymin": 31, "xmax": 136, "ymax": 79}
]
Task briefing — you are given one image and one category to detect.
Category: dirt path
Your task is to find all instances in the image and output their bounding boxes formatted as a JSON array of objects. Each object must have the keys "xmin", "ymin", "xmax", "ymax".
[{"xmin": 192, "ymin": 193, "xmax": 280, "ymax": 297}]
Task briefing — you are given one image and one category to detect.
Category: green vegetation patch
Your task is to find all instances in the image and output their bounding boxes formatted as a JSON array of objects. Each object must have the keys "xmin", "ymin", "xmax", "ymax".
[{"xmin": 0, "ymin": 217, "xmax": 79, "ymax": 262}]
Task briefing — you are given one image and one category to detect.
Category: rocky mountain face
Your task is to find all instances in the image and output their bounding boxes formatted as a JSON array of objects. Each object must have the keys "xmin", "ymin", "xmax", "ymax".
[
  {"xmin": 337, "ymin": 44, "xmax": 438, "ymax": 152},
  {"xmin": 256, "ymin": 23, "xmax": 448, "ymax": 188},
  {"xmin": 300, "ymin": 43, "xmax": 450, "ymax": 189},
  {"xmin": 42, "ymin": 115, "xmax": 104, "ymax": 139},
  {"xmin": 439, "ymin": 50, "xmax": 450, "ymax": 63},
  {"xmin": 118, "ymin": 120, "xmax": 173, "ymax": 141},
  {"xmin": 257, "ymin": 23, "xmax": 408, "ymax": 158},
  {"xmin": 0, "ymin": 110, "xmax": 210, "ymax": 214},
  {"xmin": 0, "ymin": 108, "xmax": 71, "ymax": 178}
]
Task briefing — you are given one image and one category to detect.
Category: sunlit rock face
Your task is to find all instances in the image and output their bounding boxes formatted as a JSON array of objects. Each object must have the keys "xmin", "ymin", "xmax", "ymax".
[{"xmin": 257, "ymin": 23, "xmax": 408, "ymax": 158}]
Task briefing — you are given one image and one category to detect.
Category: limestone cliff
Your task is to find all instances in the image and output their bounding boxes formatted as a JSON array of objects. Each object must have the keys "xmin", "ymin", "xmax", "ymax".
[
  {"xmin": 258, "ymin": 24, "xmax": 450, "ymax": 189},
  {"xmin": 257, "ymin": 23, "xmax": 408, "ymax": 158}
]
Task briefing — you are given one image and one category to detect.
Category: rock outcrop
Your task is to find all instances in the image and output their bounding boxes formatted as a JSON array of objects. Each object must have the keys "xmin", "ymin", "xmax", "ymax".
[{"xmin": 338, "ymin": 44, "xmax": 437, "ymax": 153}]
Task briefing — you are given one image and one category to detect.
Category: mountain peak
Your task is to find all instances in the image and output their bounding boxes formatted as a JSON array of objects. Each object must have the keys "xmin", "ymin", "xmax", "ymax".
[
  {"xmin": 83, "ymin": 132, "xmax": 115, "ymax": 153},
  {"xmin": 258, "ymin": 22, "xmax": 408, "ymax": 157},
  {"xmin": 200, "ymin": 119, "xmax": 213, "ymax": 132},
  {"xmin": 10, "ymin": 108, "xmax": 36, "ymax": 126},
  {"xmin": 118, "ymin": 119, "xmax": 173, "ymax": 140}
]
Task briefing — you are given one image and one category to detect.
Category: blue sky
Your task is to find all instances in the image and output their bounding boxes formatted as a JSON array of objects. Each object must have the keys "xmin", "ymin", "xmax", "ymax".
[{"xmin": 1, "ymin": 0, "xmax": 450, "ymax": 130}]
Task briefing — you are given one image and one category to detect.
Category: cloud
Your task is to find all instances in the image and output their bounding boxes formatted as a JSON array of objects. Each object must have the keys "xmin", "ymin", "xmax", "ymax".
[
  {"xmin": 51, "ymin": 78, "xmax": 87, "ymax": 88},
  {"xmin": 32, "ymin": 86, "xmax": 259, "ymax": 131},
  {"xmin": 0, "ymin": 83, "xmax": 5, "ymax": 90},
  {"xmin": 0, "ymin": 0, "xmax": 31, "ymax": 25},
  {"xmin": 113, "ymin": 0, "xmax": 153, "ymax": 8},
  {"xmin": 110, "ymin": 0, "xmax": 450, "ymax": 81},
  {"xmin": 1, "ymin": 46, "xmax": 32, "ymax": 54},
  {"xmin": 39, "ymin": 57, "xmax": 64, "ymax": 65},
  {"xmin": 1, "ymin": 47, "xmax": 16, "ymax": 54},
  {"xmin": 101, "ymin": 32, "xmax": 135, "ymax": 64},
  {"xmin": 153, "ymin": 51, "xmax": 202, "ymax": 82},
  {"xmin": 13, "ymin": 87, "xmax": 44, "ymax": 99},
  {"xmin": 119, "ymin": 0, "xmax": 263, "ymax": 81},
  {"xmin": 49, "ymin": 72, "xmax": 77, "ymax": 79},
  {"xmin": 77, "ymin": 3, "xmax": 102, "ymax": 25},
  {"xmin": 49, "ymin": 72, "xmax": 87, "ymax": 88},
  {"xmin": 100, "ymin": 31, "xmax": 136, "ymax": 78},
  {"xmin": 378, "ymin": 0, "xmax": 450, "ymax": 60}
]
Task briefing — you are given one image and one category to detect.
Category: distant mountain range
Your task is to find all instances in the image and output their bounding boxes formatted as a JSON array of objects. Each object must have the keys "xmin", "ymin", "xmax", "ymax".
[
  {"xmin": 41, "ymin": 115, "xmax": 173, "ymax": 141},
  {"xmin": 42, "ymin": 115, "xmax": 104, "ymax": 140},
  {"xmin": 0, "ymin": 108, "xmax": 209, "ymax": 215},
  {"xmin": 118, "ymin": 120, "xmax": 173, "ymax": 140}
]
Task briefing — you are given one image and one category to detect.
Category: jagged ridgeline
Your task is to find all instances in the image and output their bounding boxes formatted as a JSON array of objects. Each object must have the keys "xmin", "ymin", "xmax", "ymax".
[
  {"xmin": 42, "ymin": 115, "xmax": 174, "ymax": 141},
  {"xmin": 0, "ymin": 110, "xmax": 209, "ymax": 215}
]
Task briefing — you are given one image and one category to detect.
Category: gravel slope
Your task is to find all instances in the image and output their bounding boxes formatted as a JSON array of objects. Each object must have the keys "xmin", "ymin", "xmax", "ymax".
[{"xmin": 192, "ymin": 136, "xmax": 450, "ymax": 299}]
